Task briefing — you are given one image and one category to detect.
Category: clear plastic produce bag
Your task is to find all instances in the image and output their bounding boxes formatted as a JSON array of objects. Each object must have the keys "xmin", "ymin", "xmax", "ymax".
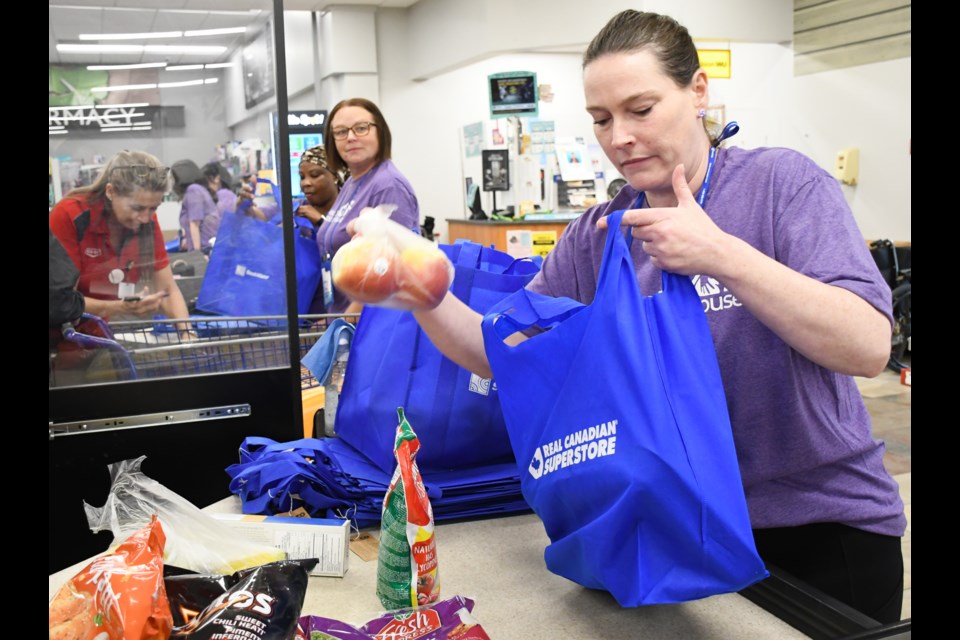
[{"xmin": 84, "ymin": 456, "xmax": 286, "ymax": 575}]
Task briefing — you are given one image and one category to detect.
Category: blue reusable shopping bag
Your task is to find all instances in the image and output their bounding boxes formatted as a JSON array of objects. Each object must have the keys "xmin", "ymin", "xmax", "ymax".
[
  {"xmin": 480, "ymin": 209, "xmax": 768, "ymax": 607},
  {"xmin": 196, "ymin": 211, "xmax": 323, "ymax": 316},
  {"xmin": 335, "ymin": 240, "xmax": 541, "ymax": 474}
]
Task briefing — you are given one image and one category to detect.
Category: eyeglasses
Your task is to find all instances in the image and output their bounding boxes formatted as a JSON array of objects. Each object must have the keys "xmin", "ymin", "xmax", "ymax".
[
  {"xmin": 110, "ymin": 164, "xmax": 171, "ymax": 183},
  {"xmin": 331, "ymin": 122, "xmax": 377, "ymax": 140}
]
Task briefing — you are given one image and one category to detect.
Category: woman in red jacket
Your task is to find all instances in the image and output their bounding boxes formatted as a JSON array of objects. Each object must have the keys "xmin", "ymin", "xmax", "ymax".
[{"xmin": 49, "ymin": 149, "xmax": 190, "ymax": 326}]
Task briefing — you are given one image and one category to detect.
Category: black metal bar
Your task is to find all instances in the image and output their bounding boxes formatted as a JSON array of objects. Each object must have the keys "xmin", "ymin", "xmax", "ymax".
[
  {"xmin": 271, "ymin": 0, "xmax": 304, "ymax": 438},
  {"xmin": 739, "ymin": 564, "xmax": 911, "ymax": 640}
]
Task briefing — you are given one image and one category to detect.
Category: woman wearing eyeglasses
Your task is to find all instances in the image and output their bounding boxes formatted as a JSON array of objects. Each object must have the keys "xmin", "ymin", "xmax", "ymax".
[
  {"xmin": 49, "ymin": 150, "xmax": 190, "ymax": 325},
  {"xmin": 313, "ymin": 97, "xmax": 421, "ymax": 314}
]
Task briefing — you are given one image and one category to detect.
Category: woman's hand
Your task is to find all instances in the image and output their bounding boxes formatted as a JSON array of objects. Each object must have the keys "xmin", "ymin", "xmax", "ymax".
[
  {"xmin": 597, "ymin": 164, "xmax": 729, "ymax": 278},
  {"xmin": 296, "ymin": 204, "xmax": 325, "ymax": 226},
  {"xmin": 120, "ymin": 287, "xmax": 170, "ymax": 316}
]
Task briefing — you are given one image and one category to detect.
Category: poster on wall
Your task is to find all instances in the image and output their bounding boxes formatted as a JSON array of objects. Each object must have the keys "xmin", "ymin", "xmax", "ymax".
[
  {"xmin": 697, "ymin": 49, "xmax": 731, "ymax": 79},
  {"xmin": 505, "ymin": 229, "xmax": 558, "ymax": 259},
  {"xmin": 463, "ymin": 122, "xmax": 483, "ymax": 158},
  {"xmin": 555, "ymin": 142, "xmax": 595, "ymax": 182},
  {"xmin": 482, "ymin": 149, "xmax": 510, "ymax": 191},
  {"xmin": 242, "ymin": 25, "xmax": 276, "ymax": 109}
]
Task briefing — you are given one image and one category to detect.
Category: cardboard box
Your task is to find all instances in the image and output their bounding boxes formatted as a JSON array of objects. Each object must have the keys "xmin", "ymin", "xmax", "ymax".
[
  {"xmin": 211, "ymin": 513, "xmax": 350, "ymax": 577},
  {"xmin": 900, "ymin": 368, "xmax": 911, "ymax": 387}
]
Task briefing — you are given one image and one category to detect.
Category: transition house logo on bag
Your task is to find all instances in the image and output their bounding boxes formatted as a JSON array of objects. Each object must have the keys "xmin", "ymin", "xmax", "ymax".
[
  {"xmin": 693, "ymin": 274, "xmax": 742, "ymax": 314},
  {"xmin": 468, "ymin": 373, "xmax": 497, "ymax": 396},
  {"xmin": 528, "ymin": 419, "xmax": 618, "ymax": 479},
  {"xmin": 234, "ymin": 264, "xmax": 270, "ymax": 280}
]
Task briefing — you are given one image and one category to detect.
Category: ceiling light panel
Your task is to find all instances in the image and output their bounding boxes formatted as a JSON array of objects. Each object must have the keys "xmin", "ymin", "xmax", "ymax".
[
  {"xmin": 79, "ymin": 31, "xmax": 183, "ymax": 41},
  {"xmin": 50, "ymin": 2, "xmax": 269, "ymax": 67}
]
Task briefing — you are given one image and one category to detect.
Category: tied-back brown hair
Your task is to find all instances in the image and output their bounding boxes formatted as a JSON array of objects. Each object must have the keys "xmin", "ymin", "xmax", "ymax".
[
  {"xmin": 584, "ymin": 10, "xmax": 718, "ymax": 143},
  {"xmin": 584, "ymin": 10, "xmax": 701, "ymax": 91},
  {"xmin": 324, "ymin": 98, "xmax": 393, "ymax": 177}
]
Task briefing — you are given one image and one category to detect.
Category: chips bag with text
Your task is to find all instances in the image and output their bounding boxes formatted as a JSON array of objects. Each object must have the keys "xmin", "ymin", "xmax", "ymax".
[
  {"xmin": 295, "ymin": 595, "xmax": 490, "ymax": 639},
  {"xmin": 48, "ymin": 516, "xmax": 173, "ymax": 640},
  {"xmin": 166, "ymin": 559, "xmax": 315, "ymax": 639},
  {"xmin": 376, "ymin": 408, "xmax": 441, "ymax": 610}
]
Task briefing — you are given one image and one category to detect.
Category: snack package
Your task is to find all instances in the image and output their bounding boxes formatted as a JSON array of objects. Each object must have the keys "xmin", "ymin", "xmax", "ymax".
[
  {"xmin": 166, "ymin": 559, "xmax": 316, "ymax": 638},
  {"xmin": 84, "ymin": 456, "xmax": 286, "ymax": 575},
  {"xmin": 48, "ymin": 515, "xmax": 173, "ymax": 640},
  {"xmin": 332, "ymin": 205, "xmax": 454, "ymax": 311},
  {"xmin": 376, "ymin": 408, "xmax": 441, "ymax": 610},
  {"xmin": 295, "ymin": 595, "xmax": 491, "ymax": 640}
]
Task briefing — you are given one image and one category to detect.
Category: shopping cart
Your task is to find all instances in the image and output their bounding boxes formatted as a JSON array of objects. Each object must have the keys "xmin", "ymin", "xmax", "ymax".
[{"xmin": 49, "ymin": 313, "xmax": 349, "ymax": 392}]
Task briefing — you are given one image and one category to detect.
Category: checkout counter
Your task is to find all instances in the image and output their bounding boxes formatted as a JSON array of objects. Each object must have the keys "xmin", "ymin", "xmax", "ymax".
[
  {"xmin": 50, "ymin": 494, "xmax": 898, "ymax": 639},
  {"xmin": 447, "ymin": 215, "xmax": 578, "ymax": 254}
]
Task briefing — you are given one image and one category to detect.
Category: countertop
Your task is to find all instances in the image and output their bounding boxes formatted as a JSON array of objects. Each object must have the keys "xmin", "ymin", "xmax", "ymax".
[
  {"xmin": 49, "ymin": 496, "xmax": 809, "ymax": 639},
  {"xmin": 447, "ymin": 215, "xmax": 580, "ymax": 225}
]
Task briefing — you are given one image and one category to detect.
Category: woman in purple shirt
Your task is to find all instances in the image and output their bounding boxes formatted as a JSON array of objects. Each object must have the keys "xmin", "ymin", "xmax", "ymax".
[
  {"xmin": 409, "ymin": 10, "xmax": 906, "ymax": 624},
  {"xmin": 314, "ymin": 98, "xmax": 420, "ymax": 314},
  {"xmin": 202, "ymin": 161, "xmax": 238, "ymax": 219},
  {"xmin": 172, "ymin": 159, "xmax": 220, "ymax": 254}
]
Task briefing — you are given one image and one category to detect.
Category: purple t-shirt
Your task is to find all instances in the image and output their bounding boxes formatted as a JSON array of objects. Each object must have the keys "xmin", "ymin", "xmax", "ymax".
[
  {"xmin": 313, "ymin": 159, "xmax": 420, "ymax": 313},
  {"xmin": 528, "ymin": 146, "xmax": 906, "ymax": 537},
  {"xmin": 216, "ymin": 188, "xmax": 238, "ymax": 217},
  {"xmin": 179, "ymin": 183, "xmax": 220, "ymax": 251}
]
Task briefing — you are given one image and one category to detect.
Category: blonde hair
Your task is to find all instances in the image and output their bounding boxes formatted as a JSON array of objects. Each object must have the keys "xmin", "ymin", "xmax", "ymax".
[{"xmin": 67, "ymin": 149, "xmax": 169, "ymax": 204}]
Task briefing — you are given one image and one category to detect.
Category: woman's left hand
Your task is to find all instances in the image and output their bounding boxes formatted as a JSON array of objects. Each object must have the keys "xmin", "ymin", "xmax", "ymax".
[{"xmin": 597, "ymin": 164, "xmax": 729, "ymax": 276}]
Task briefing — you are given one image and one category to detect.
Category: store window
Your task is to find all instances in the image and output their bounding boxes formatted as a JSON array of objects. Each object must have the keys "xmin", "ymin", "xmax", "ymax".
[
  {"xmin": 48, "ymin": 0, "xmax": 326, "ymax": 391},
  {"xmin": 48, "ymin": 0, "xmax": 321, "ymax": 573}
]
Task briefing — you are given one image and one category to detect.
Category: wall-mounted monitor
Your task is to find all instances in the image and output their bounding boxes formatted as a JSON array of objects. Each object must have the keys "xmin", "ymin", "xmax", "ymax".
[
  {"xmin": 287, "ymin": 110, "xmax": 327, "ymax": 198},
  {"xmin": 489, "ymin": 71, "xmax": 538, "ymax": 119}
]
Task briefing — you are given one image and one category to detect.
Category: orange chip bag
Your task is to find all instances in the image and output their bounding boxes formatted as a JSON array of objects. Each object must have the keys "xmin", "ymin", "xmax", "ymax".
[
  {"xmin": 376, "ymin": 407, "xmax": 441, "ymax": 610},
  {"xmin": 48, "ymin": 515, "xmax": 173, "ymax": 640}
]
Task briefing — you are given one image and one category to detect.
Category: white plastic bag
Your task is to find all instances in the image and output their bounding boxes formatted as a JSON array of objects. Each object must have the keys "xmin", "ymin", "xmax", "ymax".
[{"xmin": 84, "ymin": 456, "xmax": 285, "ymax": 574}]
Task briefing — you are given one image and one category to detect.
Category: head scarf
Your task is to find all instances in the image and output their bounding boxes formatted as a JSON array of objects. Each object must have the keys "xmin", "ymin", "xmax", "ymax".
[{"xmin": 301, "ymin": 145, "xmax": 344, "ymax": 187}]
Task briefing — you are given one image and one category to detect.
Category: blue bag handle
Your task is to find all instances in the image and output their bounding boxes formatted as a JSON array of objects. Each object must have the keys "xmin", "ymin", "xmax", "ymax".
[
  {"xmin": 450, "ymin": 239, "xmax": 540, "ymax": 276},
  {"xmin": 485, "ymin": 210, "xmax": 693, "ymax": 343},
  {"xmin": 236, "ymin": 177, "xmax": 282, "ymax": 215},
  {"xmin": 256, "ymin": 177, "xmax": 282, "ymax": 203}
]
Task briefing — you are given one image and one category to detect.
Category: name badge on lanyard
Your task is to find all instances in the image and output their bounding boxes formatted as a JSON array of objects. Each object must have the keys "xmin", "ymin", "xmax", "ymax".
[
  {"xmin": 110, "ymin": 261, "xmax": 136, "ymax": 299},
  {"xmin": 321, "ymin": 253, "xmax": 334, "ymax": 309}
]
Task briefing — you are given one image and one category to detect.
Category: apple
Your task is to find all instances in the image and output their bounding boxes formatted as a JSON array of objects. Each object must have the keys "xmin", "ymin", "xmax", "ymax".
[
  {"xmin": 396, "ymin": 245, "xmax": 453, "ymax": 309},
  {"xmin": 331, "ymin": 235, "xmax": 400, "ymax": 303}
]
